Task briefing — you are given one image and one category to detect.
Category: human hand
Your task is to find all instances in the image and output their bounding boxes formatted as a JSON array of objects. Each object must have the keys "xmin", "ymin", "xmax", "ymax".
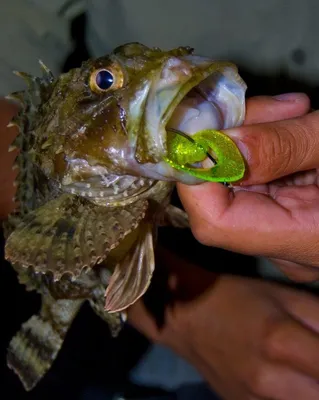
[
  {"xmin": 177, "ymin": 93, "xmax": 319, "ymax": 281},
  {"xmin": 128, "ymin": 246, "xmax": 319, "ymax": 400}
]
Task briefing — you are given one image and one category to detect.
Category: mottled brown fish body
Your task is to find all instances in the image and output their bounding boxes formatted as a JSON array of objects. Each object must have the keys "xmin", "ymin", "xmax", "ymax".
[{"xmin": 3, "ymin": 42, "xmax": 246, "ymax": 390}]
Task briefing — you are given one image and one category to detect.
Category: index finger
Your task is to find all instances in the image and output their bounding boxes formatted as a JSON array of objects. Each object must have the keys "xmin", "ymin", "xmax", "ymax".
[
  {"xmin": 244, "ymin": 93, "xmax": 311, "ymax": 125},
  {"xmin": 265, "ymin": 317, "xmax": 319, "ymax": 381},
  {"xmin": 226, "ymin": 110, "xmax": 319, "ymax": 185}
]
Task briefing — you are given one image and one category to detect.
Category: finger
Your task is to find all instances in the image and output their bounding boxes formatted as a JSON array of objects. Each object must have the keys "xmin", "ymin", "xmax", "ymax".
[
  {"xmin": 177, "ymin": 182, "xmax": 234, "ymax": 247},
  {"xmin": 177, "ymin": 181, "xmax": 319, "ymax": 264},
  {"xmin": 127, "ymin": 298, "xmax": 161, "ymax": 341},
  {"xmin": 224, "ymin": 109, "xmax": 319, "ymax": 185},
  {"xmin": 177, "ymin": 181, "xmax": 291, "ymax": 255},
  {"xmin": 244, "ymin": 93, "xmax": 311, "ymax": 125},
  {"xmin": 281, "ymin": 289, "xmax": 319, "ymax": 335},
  {"xmin": 127, "ymin": 245, "xmax": 219, "ymax": 341},
  {"xmin": 248, "ymin": 364, "xmax": 319, "ymax": 400},
  {"xmin": 272, "ymin": 169, "xmax": 318, "ymax": 187},
  {"xmin": 265, "ymin": 318, "xmax": 319, "ymax": 381},
  {"xmin": 270, "ymin": 258, "xmax": 319, "ymax": 282}
]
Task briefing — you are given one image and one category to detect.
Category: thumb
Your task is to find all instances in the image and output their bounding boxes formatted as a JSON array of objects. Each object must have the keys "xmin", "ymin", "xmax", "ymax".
[{"xmin": 225, "ymin": 107, "xmax": 319, "ymax": 185}]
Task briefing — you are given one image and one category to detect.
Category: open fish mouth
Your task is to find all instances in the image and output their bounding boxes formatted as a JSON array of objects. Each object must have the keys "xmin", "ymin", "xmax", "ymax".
[
  {"xmin": 139, "ymin": 56, "xmax": 247, "ymax": 183},
  {"xmin": 165, "ymin": 59, "xmax": 246, "ymax": 170}
]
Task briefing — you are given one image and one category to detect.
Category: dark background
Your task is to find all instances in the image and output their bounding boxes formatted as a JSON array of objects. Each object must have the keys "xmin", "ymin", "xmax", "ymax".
[{"xmin": 2, "ymin": 12, "xmax": 319, "ymax": 400}]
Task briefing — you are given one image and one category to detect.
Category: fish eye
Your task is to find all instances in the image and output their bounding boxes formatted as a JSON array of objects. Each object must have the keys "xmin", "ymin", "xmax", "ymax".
[
  {"xmin": 95, "ymin": 70, "xmax": 114, "ymax": 90},
  {"xmin": 89, "ymin": 65, "xmax": 124, "ymax": 94}
]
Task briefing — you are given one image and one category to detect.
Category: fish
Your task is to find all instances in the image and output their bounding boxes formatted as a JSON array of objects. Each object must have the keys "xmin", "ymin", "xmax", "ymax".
[{"xmin": 2, "ymin": 42, "xmax": 247, "ymax": 391}]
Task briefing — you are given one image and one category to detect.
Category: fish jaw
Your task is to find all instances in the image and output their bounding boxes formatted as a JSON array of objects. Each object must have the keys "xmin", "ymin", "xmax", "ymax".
[{"xmin": 124, "ymin": 55, "xmax": 247, "ymax": 183}]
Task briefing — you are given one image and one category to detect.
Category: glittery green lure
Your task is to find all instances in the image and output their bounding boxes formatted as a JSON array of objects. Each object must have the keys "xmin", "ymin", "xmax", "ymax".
[{"xmin": 165, "ymin": 128, "xmax": 245, "ymax": 183}]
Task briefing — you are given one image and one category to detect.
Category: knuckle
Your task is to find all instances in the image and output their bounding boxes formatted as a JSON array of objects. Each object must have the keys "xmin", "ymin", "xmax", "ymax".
[
  {"xmin": 189, "ymin": 216, "xmax": 215, "ymax": 246},
  {"xmin": 284, "ymin": 121, "xmax": 312, "ymax": 170},
  {"xmin": 260, "ymin": 125, "xmax": 295, "ymax": 177},
  {"xmin": 191, "ymin": 223, "xmax": 211, "ymax": 246},
  {"xmin": 163, "ymin": 306, "xmax": 197, "ymax": 354},
  {"xmin": 246, "ymin": 119, "xmax": 313, "ymax": 180},
  {"xmin": 248, "ymin": 363, "xmax": 273, "ymax": 397},
  {"xmin": 262, "ymin": 318, "xmax": 289, "ymax": 360},
  {"xmin": 188, "ymin": 205, "xmax": 227, "ymax": 247},
  {"xmin": 191, "ymin": 221, "xmax": 225, "ymax": 247}
]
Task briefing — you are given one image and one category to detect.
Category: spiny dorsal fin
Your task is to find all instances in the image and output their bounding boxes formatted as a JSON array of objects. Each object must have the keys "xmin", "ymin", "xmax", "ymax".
[
  {"xmin": 13, "ymin": 70, "xmax": 37, "ymax": 83},
  {"xmin": 12, "ymin": 59, "xmax": 55, "ymax": 106},
  {"xmin": 3, "ymin": 61, "xmax": 56, "ymax": 230},
  {"xmin": 7, "ymin": 60, "xmax": 56, "ymax": 133},
  {"xmin": 5, "ymin": 91, "xmax": 26, "ymax": 107},
  {"xmin": 38, "ymin": 60, "xmax": 54, "ymax": 84},
  {"xmin": 12, "ymin": 71, "xmax": 42, "ymax": 100}
]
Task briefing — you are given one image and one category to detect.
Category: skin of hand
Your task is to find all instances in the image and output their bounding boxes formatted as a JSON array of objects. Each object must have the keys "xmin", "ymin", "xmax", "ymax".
[
  {"xmin": 128, "ymin": 245, "xmax": 319, "ymax": 400},
  {"xmin": 177, "ymin": 93, "xmax": 319, "ymax": 282}
]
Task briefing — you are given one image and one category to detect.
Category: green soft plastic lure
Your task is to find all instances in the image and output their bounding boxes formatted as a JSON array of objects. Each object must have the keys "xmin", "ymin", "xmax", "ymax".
[{"xmin": 165, "ymin": 128, "xmax": 246, "ymax": 183}]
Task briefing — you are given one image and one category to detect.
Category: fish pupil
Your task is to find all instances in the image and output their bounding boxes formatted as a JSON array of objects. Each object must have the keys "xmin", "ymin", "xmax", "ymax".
[{"xmin": 96, "ymin": 70, "xmax": 114, "ymax": 90}]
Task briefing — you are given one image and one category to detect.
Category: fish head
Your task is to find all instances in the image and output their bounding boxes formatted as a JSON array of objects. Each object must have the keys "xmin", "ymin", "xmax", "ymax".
[{"xmin": 31, "ymin": 42, "xmax": 247, "ymax": 203}]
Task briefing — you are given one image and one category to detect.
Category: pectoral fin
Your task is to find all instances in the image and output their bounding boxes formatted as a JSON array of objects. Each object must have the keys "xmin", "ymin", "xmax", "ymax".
[
  {"xmin": 89, "ymin": 284, "xmax": 125, "ymax": 337},
  {"xmin": 5, "ymin": 193, "xmax": 148, "ymax": 280},
  {"xmin": 104, "ymin": 223, "xmax": 155, "ymax": 313}
]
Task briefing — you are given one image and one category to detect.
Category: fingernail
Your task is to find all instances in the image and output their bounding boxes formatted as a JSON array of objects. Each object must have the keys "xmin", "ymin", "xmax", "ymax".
[
  {"xmin": 273, "ymin": 92, "xmax": 305, "ymax": 102},
  {"xmin": 224, "ymin": 130, "xmax": 249, "ymax": 160},
  {"xmin": 235, "ymin": 140, "xmax": 249, "ymax": 161}
]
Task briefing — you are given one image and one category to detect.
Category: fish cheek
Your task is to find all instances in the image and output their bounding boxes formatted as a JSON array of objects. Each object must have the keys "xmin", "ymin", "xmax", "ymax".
[{"xmin": 66, "ymin": 113, "xmax": 129, "ymax": 171}]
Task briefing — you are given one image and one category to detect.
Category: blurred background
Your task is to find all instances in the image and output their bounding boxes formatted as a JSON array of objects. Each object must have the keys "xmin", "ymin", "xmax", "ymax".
[{"xmin": 2, "ymin": 1, "xmax": 319, "ymax": 399}]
